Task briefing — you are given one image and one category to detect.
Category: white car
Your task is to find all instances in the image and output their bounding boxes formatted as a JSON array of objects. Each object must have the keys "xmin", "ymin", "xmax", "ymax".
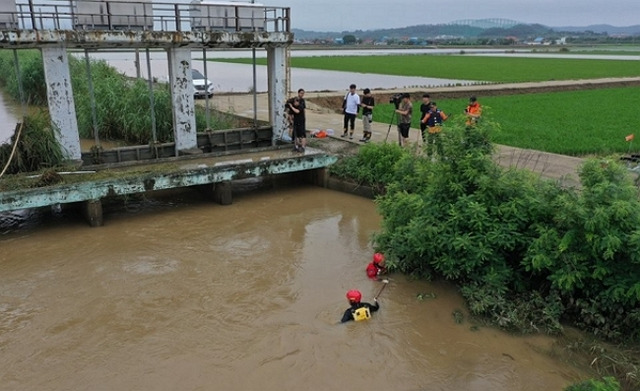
[{"xmin": 192, "ymin": 69, "xmax": 214, "ymax": 98}]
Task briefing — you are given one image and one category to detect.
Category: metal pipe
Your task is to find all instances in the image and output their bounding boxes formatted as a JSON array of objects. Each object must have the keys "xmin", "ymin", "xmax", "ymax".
[
  {"xmin": 202, "ymin": 47, "xmax": 210, "ymax": 130},
  {"xmin": 84, "ymin": 49, "xmax": 100, "ymax": 147},
  {"xmin": 28, "ymin": 0, "xmax": 36, "ymax": 30},
  {"xmin": 12, "ymin": 49, "xmax": 26, "ymax": 119},
  {"xmin": 135, "ymin": 48, "xmax": 141, "ymax": 79},
  {"xmin": 251, "ymin": 0, "xmax": 257, "ymax": 128},
  {"xmin": 145, "ymin": 48, "xmax": 158, "ymax": 146}
]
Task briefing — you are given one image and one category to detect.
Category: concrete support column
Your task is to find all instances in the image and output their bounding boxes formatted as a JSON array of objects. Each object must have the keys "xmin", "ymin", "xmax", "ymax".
[
  {"xmin": 41, "ymin": 46, "xmax": 81, "ymax": 162},
  {"xmin": 213, "ymin": 181, "xmax": 232, "ymax": 205},
  {"xmin": 312, "ymin": 168, "xmax": 330, "ymax": 188},
  {"xmin": 167, "ymin": 48, "xmax": 198, "ymax": 154},
  {"xmin": 266, "ymin": 46, "xmax": 288, "ymax": 145},
  {"xmin": 83, "ymin": 199, "xmax": 103, "ymax": 227}
]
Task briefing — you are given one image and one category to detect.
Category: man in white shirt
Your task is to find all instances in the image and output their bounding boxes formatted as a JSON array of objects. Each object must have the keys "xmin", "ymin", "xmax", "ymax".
[{"xmin": 341, "ymin": 84, "xmax": 361, "ymax": 139}]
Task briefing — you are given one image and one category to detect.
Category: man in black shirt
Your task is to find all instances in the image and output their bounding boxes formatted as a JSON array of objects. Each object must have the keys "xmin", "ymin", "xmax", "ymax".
[
  {"xmin": 419, "ymin": 93, "xmax": 432, "ymax": 143},
  {"xmin": 359, "ymin": 88, "xmax": 375, "ymax": 142}
]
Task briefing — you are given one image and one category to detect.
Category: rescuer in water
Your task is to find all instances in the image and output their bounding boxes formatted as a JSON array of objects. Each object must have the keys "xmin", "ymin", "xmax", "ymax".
[
  {"xmin": 340, "ymin": 289, "xmax": 380, "ymax": 323},
  {"xmin": 366, "ymin": 252, "xmax": 387, "ymax": 280}
]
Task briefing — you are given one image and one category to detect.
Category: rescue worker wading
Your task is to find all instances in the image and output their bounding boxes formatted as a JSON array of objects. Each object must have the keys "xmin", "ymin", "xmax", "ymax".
[
  {"xmin": 340, "ymin": 290, "xmax": 380, "ymax": 323},
  {"xmin": 366, "ymin": 252, "xmax": 387, "ymax": 280}
]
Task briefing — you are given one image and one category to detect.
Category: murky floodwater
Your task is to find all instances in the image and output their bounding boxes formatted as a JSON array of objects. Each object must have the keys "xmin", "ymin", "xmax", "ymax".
[
  {"xmin": 0, "ymin": 185, "xmax": 591, "ymax": 390},
  {"xmin": 82, "ymin": 50, "xmax": 478, "ymax": 93}
]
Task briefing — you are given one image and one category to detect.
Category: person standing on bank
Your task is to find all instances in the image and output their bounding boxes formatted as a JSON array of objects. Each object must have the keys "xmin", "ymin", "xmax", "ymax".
[
  {"xmin": 287, "ymin": 89, "xmax": 307, "ymax": 152},
  {"xmin": 341, "ymin": 84, "xmax": 361, "ymax": 139},
  {"xmin": 421, "ymin": 101, "xmax": 448, "ymax": 158},
  {"xmin": 359, "ymin": 88, "xmax": 375, "ymax": 142},
  {"xmin": 340, "ymin": 289, "xmax": 380, "ymax": 323},
  {"xmin": 395, "ymin": 93, "xmax": 412, "ymax": 147},
  {"xmin": 419, "ymin": 94, "xmax": 432, "ymax": 143},
  {"xmin": 465, "ymin": 95, "xmax": 482, "ymax": 128}
]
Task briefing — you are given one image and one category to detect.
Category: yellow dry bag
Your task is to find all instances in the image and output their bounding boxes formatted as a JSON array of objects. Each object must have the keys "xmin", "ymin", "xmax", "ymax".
[{"xmin": 352, "ymin": 306, "xmax": 371, "ymax": 321}]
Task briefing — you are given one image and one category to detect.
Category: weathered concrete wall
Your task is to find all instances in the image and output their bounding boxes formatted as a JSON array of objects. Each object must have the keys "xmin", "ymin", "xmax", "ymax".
[
  {"xmin": 167, "ymin": 47, "xmax": 198, "ymax": 153},
  {"xmin": 41, "ymin": 46, "xmax": 81, "ymax": 162},
  {"xmin": 0, "ymin": 31, "xmax": 292, "ymax": 49},
  {"xmin": 266, "ymin": 46, "xmax": 288, "ymax": 145}
]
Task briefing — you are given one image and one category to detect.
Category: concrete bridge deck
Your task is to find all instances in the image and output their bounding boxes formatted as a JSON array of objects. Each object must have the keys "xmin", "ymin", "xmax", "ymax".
[{"xmin": 0, "ymin": 146, "xmax": 336, "ymax": 225}]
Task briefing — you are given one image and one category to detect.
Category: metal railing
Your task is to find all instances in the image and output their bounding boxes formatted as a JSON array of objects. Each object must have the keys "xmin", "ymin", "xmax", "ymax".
[{"xmin": 0, "ymin": 0, "xmax": 290, "ymax": 33}]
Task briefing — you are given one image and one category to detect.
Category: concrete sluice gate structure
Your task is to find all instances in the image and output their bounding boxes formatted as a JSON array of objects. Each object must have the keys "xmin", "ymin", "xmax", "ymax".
[
  {"xmin": 0, "ymin": 1, "xmax": 336, "ymax": 226},
  {"xmin": 0, "ymin": 0, "xmax": 293, "ymax": 161}
]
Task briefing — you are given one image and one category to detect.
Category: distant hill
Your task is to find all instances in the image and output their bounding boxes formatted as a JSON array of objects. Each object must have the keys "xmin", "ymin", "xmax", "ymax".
[
  {"xmin": 552, "ymin": 24, "xmax": 640, "ymax": 35},
  {"xmin": 292, "ymin": 21, "xmax": 640, "ymax": 41}
]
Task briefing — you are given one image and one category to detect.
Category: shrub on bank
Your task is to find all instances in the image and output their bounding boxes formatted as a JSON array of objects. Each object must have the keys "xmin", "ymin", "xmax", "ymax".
[
  {"xmin": 332, "ymin": 119, "xmax": 640, "ymax": 347},
  {"xmin": 328, "ymin": 142, "xmax": 407, "ymax": 194},
  {"xmin": 565, "ymin": 377, "xmax": 620, "ymax": 391},
  {"xmin": 0, "ymin": 111, "xmax": 64, "ymax": 175}
]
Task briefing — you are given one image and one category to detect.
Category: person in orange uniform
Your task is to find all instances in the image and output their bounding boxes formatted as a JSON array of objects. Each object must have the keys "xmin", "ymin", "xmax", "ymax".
[
  {"xmin": 366, "ymin": 252, "xmax": 387, "ymax": 280},
  {"xmin": 465, "ymin": 96, "xmax": 482, "ymax": 128}
]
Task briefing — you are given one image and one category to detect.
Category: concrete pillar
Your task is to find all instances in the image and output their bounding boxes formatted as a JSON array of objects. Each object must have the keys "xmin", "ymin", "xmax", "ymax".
[
  {"xmin": 313, "ymin": 168, "xmax": 330, "ymax": 188},
  {"xmin": 167, "ymin": 48, "xmax": 198, "ymax": 154},
  {"xmin": 83, "ymin": 199, "xmax": 103, "ymax": 227},
  {"xmin": 266, "ymin": 46, "xmax": 288, "ymax": 145},
  {"xmin": 213, "ymin": 181, "xmax": 232, "ymax": 205},
  {"xmin": 41, "ymin": 46, "xmax": 81, "ymax": 162}
]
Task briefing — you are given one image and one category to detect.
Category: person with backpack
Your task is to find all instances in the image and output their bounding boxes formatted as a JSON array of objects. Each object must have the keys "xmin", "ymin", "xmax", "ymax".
[
  {"xmin": 421, "ymin": 101, "xmax": 448, "ymax": 158},
  {"xmin": 340, "ymin": 289, "xmax": 380, "ymax": 323}
]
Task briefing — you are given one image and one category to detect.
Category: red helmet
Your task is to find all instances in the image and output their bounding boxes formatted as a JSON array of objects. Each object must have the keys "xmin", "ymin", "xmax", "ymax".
[
  {"xmin": 346, "ymin": 290, "xmax": 362, "ymax": 303},
  {"xmin": 373, "ymin": 252, "xmax": 385, "ymax": 264}
]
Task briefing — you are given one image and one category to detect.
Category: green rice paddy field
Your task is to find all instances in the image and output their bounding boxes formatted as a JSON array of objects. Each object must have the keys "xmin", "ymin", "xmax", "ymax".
[
  {"xmin": 397, "ymin": 87, "xmax": 640, "ymax": 156},
  {"xmin": 219, "ymin": 55, "xmax": 640, "ymax": 155},
  {"xmin": 221, "ymin": 55, "xmax": 640, "ymax": 83}
]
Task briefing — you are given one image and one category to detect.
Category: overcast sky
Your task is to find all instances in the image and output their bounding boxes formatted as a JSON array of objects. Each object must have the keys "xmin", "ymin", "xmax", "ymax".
[{"xmin": 254, "ymin": 0, "xmax": 640, "ymax": 32}]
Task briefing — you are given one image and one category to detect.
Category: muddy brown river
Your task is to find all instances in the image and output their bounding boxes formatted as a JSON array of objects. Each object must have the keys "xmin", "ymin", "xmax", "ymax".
[{"xmin": 0, "ymin": 184, "xmax": 592, "ymax": 390}]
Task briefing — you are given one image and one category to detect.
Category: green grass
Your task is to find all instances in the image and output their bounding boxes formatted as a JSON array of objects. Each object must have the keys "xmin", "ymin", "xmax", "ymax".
[
  {"xmin": 215, "ymin": 55, "xmax": 640, "ymax": 83},
  {"xmin": 370, "ymin": 87, "xmax": 640, "ymax": 156}
]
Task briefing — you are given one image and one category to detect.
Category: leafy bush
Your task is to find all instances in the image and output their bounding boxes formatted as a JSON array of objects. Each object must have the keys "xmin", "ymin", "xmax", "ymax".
[
  {"xmin": 565, "ymin": 377, "xmax": 620, "ymax": 391},
  {"xmin": 0, "ymin": 111, "xmax": 64, "ymax": 175},
  {"xmin": 329, "ymin": 142, "xmax": 407, "ymax": 194},
  {"xmin": 524, "ymin": 159, "xmax": 640, "ymax": 341},
  {"xmin": 372, "ymin": 117, "xmax": 640, "ymax": 342}
]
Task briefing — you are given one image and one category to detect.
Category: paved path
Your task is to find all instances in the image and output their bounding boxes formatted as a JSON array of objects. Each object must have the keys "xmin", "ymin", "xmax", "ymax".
[{"xmin": 207, "ymin": 78, "xmax": 640, "ymax": 187}]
